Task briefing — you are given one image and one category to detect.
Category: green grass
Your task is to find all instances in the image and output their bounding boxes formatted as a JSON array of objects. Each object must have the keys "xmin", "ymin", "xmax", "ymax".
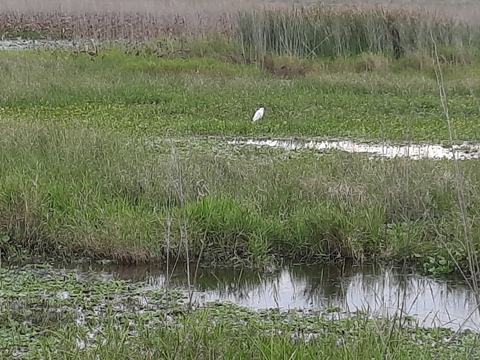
[
  {"xmin": 1, "ymin": 47, "xmax": 480, "ymax": 142},
  {"xmin": 1, "ymin": 41, "xmax": 480, "ymax": 271},
  {"xmin": 37, "ymin": 309, "xmax": 479, "ymax": 360},
  {"xmin": 2, "ymin": 8, "xmax": 480, "ymax": 359},
  {"xmin": 1, "ymin": 264, "xmax": 479, "ymax": 359},
  {"xmin": 1, "ymin": 118, "xmax": 480, "ymax": 271},
  {"xmin": 238, "ymin": 6, "xmax": 480, "ymax": 59}
]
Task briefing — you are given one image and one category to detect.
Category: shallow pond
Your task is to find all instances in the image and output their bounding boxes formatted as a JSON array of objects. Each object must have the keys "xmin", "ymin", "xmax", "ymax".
[
  {"xmin": 69, "ymin": 261, "xmax": 480, "ymax": 332},
  {"xmin": 4, "ymin": 262, "xmax": 480, "ymax": 358},
  {"xmin": 148, "ymin": 136, "xmax": 480, "ymax": 160},
  {"xmin": 228, "ymin": 138, "xmax": 480, "ymax": 160}
]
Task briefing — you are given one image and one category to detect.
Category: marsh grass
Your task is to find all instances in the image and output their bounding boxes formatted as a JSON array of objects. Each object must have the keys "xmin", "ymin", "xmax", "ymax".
[
  {"xmin": 238, "ymin": 6, "xmax": 480, "ymax": 60},
  {"xmin": 2, "ymin": 49, "xmax": 480, "ymax": 143},
  {"xmin": 1, "ymin": 119, "xmax": 480, "ymax": 271},
  {"xmin": 2, "ymin": 1, "xmax": 480, "ymax": 66},
  {"xmin": 2, "ymin": 49, "xmax": 480, "ymax": 270}
]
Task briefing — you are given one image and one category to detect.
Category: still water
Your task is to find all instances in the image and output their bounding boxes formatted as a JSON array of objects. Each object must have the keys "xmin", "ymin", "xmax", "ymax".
[
  {"xmin": 228, "ymin": 138, "xmax": 480, "ymax": 160},
  {"xmin": 74, "ymin": 262, "xmax": 480, "ymax": 331}
]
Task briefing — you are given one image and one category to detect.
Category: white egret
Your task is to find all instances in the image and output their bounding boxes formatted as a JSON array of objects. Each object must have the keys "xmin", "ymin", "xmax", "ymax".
[{"xmin": 252, "ymin": 106, "xmax": 265, "ymax": 122}]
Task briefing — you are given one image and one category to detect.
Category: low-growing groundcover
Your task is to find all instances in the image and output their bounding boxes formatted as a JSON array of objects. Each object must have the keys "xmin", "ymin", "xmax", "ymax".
[
  {"xmin": 1, "ymin": 47, "xmax": 480, "ymax": 142},
  {"xmin": 1, "ymin": 264, "xmax": 479, "ymax": 359}
]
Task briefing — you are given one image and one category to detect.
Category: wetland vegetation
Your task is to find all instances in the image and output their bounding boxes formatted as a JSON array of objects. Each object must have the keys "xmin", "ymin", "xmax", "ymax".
[
  {"xmin": 2, "ymin": 262, "xmax": 480, "ymax": 359},
  {"xmin": 2, "ymin": 0, "xmax": 480, "ymax": 358},
  {"xmin": 2, "ymin": 36, "xmax": 480, "ymax": 270}
]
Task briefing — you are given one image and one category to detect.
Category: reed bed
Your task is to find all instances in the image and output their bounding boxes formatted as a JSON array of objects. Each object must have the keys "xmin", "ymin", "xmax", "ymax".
[
  {"xmin": 238, "ymin": 6, "xmax": 480, "ymax": 59},
  {"xmin": 2, "ymin": 3, "xmax": 480, "ymax": 60},
  {"xmin": 0, "ymin": 11, "xmax": 236, "ymax": 40},
  {"xmin": 0, "ymin": 0, "xmax": 251, "ymax": 39}
]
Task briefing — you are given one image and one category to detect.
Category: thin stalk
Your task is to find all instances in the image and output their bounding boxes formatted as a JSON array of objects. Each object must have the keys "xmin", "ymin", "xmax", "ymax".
[
  {"xmin": 431, "ymin": 32, "xmax": 480, "ymax": 355},
  {"xmin": 170, "ymin": 147, "xmax": 193, "ymax": 310},
  {"xmin": 431, "ymin": 34, "xmax": 479, "ymax": 292}
]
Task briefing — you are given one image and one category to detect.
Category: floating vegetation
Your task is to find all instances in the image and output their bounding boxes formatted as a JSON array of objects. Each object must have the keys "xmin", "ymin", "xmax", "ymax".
[
  {"xmin": 2, "ymin": 263, "xmax": 480, "ymax": 359},
  {"xmin": 0, "ymin": 263, "xmax": 188, "ymax": 357}
]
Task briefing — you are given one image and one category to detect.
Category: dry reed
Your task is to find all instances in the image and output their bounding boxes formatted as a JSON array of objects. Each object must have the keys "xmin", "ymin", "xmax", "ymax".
[
  {"xmin": 0, "ymin": 11, "xmax": 238, "ymax": 39},
  {"xmin": 0, "ymin": 0, "xmax": 258, "ymax": 39}
]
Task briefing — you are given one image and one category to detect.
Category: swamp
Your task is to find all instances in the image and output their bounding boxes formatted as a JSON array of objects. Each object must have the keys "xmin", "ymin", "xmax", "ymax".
[{"xmin": 2, "ymin": 0, "xmax": 480, "ymax": 358}]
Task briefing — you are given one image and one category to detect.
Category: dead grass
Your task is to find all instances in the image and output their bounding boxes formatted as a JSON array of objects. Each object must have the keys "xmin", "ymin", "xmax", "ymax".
[
  {"xmin": 262, "ymin": 55, "xmax": 309, "ymax": 78},
  {"xmin": 0, "ymin": 0, "xmax": 250, "ymax": 14},
  {"xmin": 352, "ymin": 53, "xmax": 390, "ymax": 72},
  {"xmin": 0, "ymin": 11, "xmax": 237, "ymax": 39}
]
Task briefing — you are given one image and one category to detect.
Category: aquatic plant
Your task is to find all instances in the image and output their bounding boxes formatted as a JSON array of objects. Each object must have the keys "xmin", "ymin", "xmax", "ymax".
[{"xmin": 2, "ymin": 264, "xmax": 480, "ymax": 359}]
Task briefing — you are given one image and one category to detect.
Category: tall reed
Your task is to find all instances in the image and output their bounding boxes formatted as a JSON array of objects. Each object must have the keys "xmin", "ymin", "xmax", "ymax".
[{"xmin": 237, "ymin": 6, "xmax": 480, "ymax": 59}]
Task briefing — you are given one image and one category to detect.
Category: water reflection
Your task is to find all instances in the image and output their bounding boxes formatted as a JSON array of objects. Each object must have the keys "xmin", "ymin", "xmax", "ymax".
[
  {"xmin": 228, "ymin": 138, "xmax": 480, "ymax": 160},
  {"xmin": 75, "ymin": 262, "xmax": 480, "ymax": 331}
]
